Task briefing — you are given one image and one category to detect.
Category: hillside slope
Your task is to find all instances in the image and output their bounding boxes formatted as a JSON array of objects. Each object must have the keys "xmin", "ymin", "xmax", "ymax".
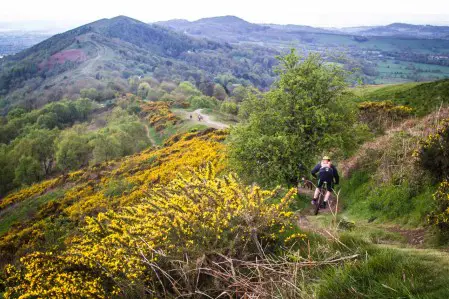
[
  {"xmin": 0, "ymin": 129, "xmax": 227, "ymax": 266},
  {"xmin": 0, "ymin": 16, "xmax": 277, "ymax": 110},
  {"xmin": 3, "ymin": 76, "xmax": 449, "ymax": 297},
  {"xmin": 157, "ymin": 16, "xmax": 449, "ymax": 84},
  {"xmin": 358, "ymin": 79, "xmax": 449, "ymax": 115}
]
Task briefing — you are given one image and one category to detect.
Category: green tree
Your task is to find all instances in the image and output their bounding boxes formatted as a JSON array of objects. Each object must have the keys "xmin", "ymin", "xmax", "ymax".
[
  {"xmin": 229, "ymin": 51, "xmax": 358, "ymax": 186},
  {"xmin": 74, "ymin": 98, "xmax": 96, "ymax": 120},
  {"xmin": 137, "ymin": 82, "xmax": 151, "ymax": 99},
  {"xmin": 36, "ymin": 112, "xmax": 58, "ymax": 129},
  {"xmin": 14, "ymin": 156, "xmax": 43, "ymax": 186},
  {"xmin": 220, "ymin": 101, "xmax": 238, "ymax": 115},
  {"xmin": 213, "ymin": 84, "xmax": 227, "ymax": 101},
  {"xmin": 231, "ymin": 85, "xmax": 250, "ymax": 102},
  {"xmin": 237, "ymin": 91, "xmax": 264, "ymax": 120},
  {"xmin": 55, "ymin": 128, "xmax": 91, "ymax": 172},
  {"xmin": 7, "ymin": 107, "xmax": 27, "ymax": 120},
  {"xmin": 0, "ymin": 145, "xmax": 14, "ymax": 195},
  {"xmin": 80, "ymin": 88, "xmax": 99, "ymax": 101},
  {"xmin": 189, "ymin": 96, "xmax": 218, "ymax": 109},
  {"xmin": 175, "ymin": 81, "xmax": 201, "ymax": 98},
  {"xmin": 90, "ymin": 133, "xmax": 122, "ymax": 164},
  {"xmin": 11, "ymin": 128, "xmax": 59, "ymax": 175}
]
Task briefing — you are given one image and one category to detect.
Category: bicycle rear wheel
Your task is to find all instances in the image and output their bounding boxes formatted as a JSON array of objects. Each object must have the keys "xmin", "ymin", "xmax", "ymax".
[{"xmin": 314, "ymin": 192, "xmax": 323, "ymax": 215}]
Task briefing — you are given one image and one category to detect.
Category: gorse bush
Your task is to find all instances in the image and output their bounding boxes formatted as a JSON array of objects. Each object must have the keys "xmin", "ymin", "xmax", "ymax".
[
  {"xmin": 3, "ymin": 164, "xmax": 303, "ymax": 297},
  {"xmin": 417, "ymin": 120, "xmax": 449, "ymax": 234},
  {"xmin": 428, "ymin": 180, "xmax": 449, "ymax": 233},
  {"xmin": 416, "ymin": 118, "xmax": 449, "ymax": 182},
  {"xmin": 0, "ymin": 129, "xmax": 227, "ymax": 269},
  {"xmin": 358, "ymin": 100, "xmax": 413, "ymax": 133},
  {"xmin": 140, "ymin": 101, "xmax": 180, "ymax": 132}
]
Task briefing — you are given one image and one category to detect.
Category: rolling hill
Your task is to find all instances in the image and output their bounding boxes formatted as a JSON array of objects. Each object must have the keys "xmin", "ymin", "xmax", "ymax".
[
  {"xmin": 157, "ymin": 16, "xmax": 449, "ymax": 84},
  {"xmin": 2, "ymin": 15, "xmax": 449, "ymax": 113},
  {"xmin": 0, "ymin": 16, "xmax": 277, "ymax": 111},
  {"xmin": 356, "ymin": 79, "xmax": 449, "ymax": 115},
  {"xmin": 347, "ymin": 23, "xmax": 449, "ymax": 39}
]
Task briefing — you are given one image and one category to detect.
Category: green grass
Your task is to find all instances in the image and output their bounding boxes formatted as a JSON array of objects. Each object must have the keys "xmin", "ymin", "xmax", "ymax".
[
  {"xmin": 338, "ymin": 170, "xmax": 435, "ymax": 227},
  {"xmin": 147, "ymin": 121, "xmax": 209, "ymax": 146},
  {"xmin": 317, "ymin": 242, "xmax": 449, "ymax": 299},
  {"xmin": 291, "ymin": 211, "xmax": 449, "ymax": 298},
  {"xmin": 355, "ymin": 79, "xmax": 449, "ymax": 115},
  {"xmin": 0, "ymin": 189, "xmax": 65, "ymax": 235}
]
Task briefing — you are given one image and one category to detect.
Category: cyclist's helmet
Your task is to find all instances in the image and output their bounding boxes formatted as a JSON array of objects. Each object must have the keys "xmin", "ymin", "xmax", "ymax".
[{"xmin": 322, "ymin": 155, "xmax": 331, "ymax": 161}]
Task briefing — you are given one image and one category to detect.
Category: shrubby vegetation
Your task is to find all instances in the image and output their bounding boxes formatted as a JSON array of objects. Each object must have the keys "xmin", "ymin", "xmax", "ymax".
[
  {"xmin": 3, "ymin": 165, "xmax": 301, "ymax": 297},
  {"xmin": 416, "ymin": 118, "xmax": 449, "ymax": 236},
  {"xmin": 0, "ymin": 98, "xmax": 97, "ymax": 144},
  {"xmin": 417, "ymin": 119, "xmax": 449, "ymax": 182},
  {"xmin": 358, "ymin": 100, "xmax": 413, "ymax": 133},
  {"xmin": 0, "ymin": 129, "xmax": 227, "ymax": 271},
  {"xmin": 0, "ymin": 101, "xmax": 150, "ymax": 195}
]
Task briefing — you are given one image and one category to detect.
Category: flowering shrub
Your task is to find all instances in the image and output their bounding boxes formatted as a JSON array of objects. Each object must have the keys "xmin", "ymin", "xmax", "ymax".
[
  {"xmin": 428, "ymin": 180, "xmax": 449, "ymax": 231},
  {"xmin": 0, "ymin": 178, "xmax": 61, "ymax": 211},
  {"xmin": 0, "ymin": 130, "xmax": 227, "ymax": 273},
  {"xmin": 4, "ymin": 164, "xmax": 304, "ymax": 297},
  {"xmin": 140, "ymin": 101, "xmax": 180, "ymax": 131},
  {"xmin": 416, "ymin": 119, "xmax": 449, "ymax": 181},
  {"xmin": 358, "ymin": 101, "xmax": 413, "ymax": 132},
  {"xmin": 3, "ymin": 253, "xmax": 111, "ymax": 298}
]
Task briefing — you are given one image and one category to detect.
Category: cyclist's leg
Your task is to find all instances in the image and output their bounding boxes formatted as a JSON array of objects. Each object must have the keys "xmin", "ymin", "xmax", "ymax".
[
  {"xmin": 322, "ymin": 181, "xmax": 333, "ymax": 208},
  {"xmin": 313, "ymin": 179, "xmax": 323, "ymax": 205},
  {"xmin": 324, "ymin": 190, "xmax": 331, "ymax": 202}
]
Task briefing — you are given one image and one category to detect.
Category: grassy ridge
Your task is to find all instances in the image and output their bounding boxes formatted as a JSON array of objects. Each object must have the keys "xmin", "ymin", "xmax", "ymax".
[{"xmin": 356, "ymin": 79, "xmax": 449, "ymax": 115}]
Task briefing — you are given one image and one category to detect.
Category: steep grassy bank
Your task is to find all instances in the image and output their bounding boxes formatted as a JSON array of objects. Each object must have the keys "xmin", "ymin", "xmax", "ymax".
[{"xmin": 356, "ymin": 79, "xmax": 449, "ymax": 115}]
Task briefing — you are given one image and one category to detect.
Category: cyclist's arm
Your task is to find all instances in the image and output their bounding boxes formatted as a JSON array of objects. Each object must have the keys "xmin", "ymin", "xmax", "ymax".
[
  {"xmin": 333, "ymin": 166, "xmax": 340, "ymax": 184},
  {"xmin": 311, "ymin": 164, "xmax": 320, "ymax": 178}
]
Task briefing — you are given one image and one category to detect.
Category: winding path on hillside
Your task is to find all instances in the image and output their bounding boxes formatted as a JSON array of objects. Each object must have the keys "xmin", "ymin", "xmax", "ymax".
[
  {"xmin": 296, "ymin": 186, "xmax": 438, "ymax": 250},
  {"xmin": 175, "ymin": 109, "xmax": 230, "ymax": 129},
  {"xmin": 192, "ymin": 109, "xmax": 229, "ymax": 129}
]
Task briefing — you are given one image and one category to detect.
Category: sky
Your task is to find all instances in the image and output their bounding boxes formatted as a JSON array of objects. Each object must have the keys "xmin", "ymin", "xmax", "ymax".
[{"xmin": 1, "ymin": 0, "xmax": 449, "ymax": 32}]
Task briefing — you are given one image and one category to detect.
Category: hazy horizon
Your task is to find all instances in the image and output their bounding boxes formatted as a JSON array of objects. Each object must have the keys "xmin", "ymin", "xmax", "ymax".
[{"xmin": 1, "ymin": 0, "xmax": 449, "ymax": 33}]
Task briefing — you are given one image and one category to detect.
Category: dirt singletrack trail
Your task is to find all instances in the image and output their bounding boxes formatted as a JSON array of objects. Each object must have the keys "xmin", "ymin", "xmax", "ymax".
[
  {"xmin": 143, "ymin": 124, "xmax": 156, "ymax": 146},
  {"xmin": 192, "ymin": 109, "xmax": 230, "ymax": 129},
  {"xmin": 173, "ymin": 108, "xmax": 231, "ymax": 129},
  {"xmin": 296, "ymin": 186, "xmax": 436, "ymax": 249},
  {"xmin": 296, "ymin": 186, "xmax": 342, "ymax": 239},
  {"xmin": 79, "ymin": 41, "xmax": 108, "ymax": 77}
]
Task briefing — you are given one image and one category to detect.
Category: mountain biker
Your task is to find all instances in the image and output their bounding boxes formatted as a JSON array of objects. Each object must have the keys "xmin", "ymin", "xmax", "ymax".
[{"xmin": 311, "ymin": 156, "xmax": 339, "ymax": 208}]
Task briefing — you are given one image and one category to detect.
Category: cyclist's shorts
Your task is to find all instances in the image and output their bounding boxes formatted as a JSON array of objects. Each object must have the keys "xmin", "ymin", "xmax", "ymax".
[{"xmin": 317, "ymin": 179, "xmax": 334, "ymax": 192}]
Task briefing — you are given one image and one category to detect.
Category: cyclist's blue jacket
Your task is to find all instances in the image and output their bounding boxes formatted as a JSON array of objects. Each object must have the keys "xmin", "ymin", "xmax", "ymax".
[{"xmin": 311, "ymin": 163, "xmax": 340, "ymax": 184}]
